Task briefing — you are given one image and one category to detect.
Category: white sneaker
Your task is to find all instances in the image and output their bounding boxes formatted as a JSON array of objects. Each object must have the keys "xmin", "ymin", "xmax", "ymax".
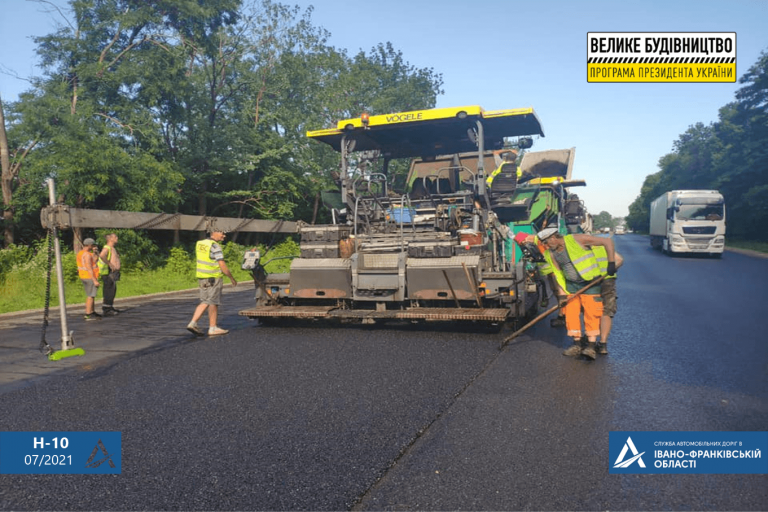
[
  {"xmin": 187, "ymin": 322, "xmax": 205, "ymax": 336},
  {"xmin": 208, "ymin": 326, "xmax": 229, "ymax": 336}
]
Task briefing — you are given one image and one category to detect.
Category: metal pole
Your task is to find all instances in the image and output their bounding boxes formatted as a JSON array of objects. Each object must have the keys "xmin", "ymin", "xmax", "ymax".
[{"xmin": 47, "ymin": 179, "xmax": 73, "ymax": 349}]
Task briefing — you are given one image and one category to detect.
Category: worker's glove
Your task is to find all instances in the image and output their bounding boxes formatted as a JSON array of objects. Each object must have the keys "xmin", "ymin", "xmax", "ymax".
[
  {"xmin": 607, "ymin": 262, "xmax": 617, "ymax": 276},
  {"xmin": 558, "ymin": 296, "xmax": 568, "ymax": 308}
]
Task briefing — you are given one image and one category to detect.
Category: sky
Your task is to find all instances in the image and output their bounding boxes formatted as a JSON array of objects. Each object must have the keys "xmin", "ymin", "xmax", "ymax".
[{"xmin": 2, "ymin": 0, "xmax": 767, "ymax": 218}]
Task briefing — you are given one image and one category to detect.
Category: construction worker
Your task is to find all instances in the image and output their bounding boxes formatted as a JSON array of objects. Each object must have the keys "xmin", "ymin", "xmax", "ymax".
[
  {"xmin": 98, "ymin": 233, "xmax": 121, "ymax": 316},
  {"xmin": 485, "ymin": 150, "xmax": 519, "ymax": 189},
  {"xmin": 77, "ymin": 238, "xmax": 101, "ymax": 321},
  {"xmin": 536, "ymin": 228, "xmax": 617, "ymax": 360},
  {"xmin": 518, "ymin": 231, "xmax": 624, "ymax": 354},
  {"xmin": 187, "ymin": 229, "xmax": 237, "ymax": 337}
]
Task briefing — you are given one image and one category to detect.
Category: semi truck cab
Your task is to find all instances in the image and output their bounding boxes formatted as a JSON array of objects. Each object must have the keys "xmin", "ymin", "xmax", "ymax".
[{"xmin": 650, "ymin": 190, "xmax": 726, "ymax": 256}]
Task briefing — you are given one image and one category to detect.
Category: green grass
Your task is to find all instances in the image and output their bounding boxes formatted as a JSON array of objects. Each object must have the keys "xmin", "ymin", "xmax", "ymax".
[
  {"xmin": 726, "ymin": 239, "xmax": 768, "ymax": 254},
  {"xmin": 0, "ymin": 258, "xmax": 256, "ymax": 315},
  {"xmin": 0, "ymin": 238, "xmax": 299, "ymax": 315}
]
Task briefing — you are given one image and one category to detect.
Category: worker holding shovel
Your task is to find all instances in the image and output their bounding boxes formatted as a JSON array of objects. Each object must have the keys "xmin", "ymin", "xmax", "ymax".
[{"xmin": 514, "ymin": 228, "xmax": 617, "ymax": 360}]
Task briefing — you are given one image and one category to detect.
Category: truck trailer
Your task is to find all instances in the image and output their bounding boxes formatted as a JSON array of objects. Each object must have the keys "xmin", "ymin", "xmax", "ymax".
[{"xmin": 649, "ymin": 190, "xmax": 725, "ymax": 256}]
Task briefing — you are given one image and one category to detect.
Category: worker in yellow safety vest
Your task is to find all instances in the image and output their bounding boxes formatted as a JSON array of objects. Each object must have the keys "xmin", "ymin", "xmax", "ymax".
[
  {"xmin": 516, "ymin": 230, "xmax": 624, "ymax": 356},
  {"xmin": 98, "ymin": 233, "xmax": 122, "ymax": 316},
  {"xmin": 485, "ymin": 150, "xmax": 520, "ymax": 189},
  {"xmin": 535, "ymin": 228, "xmax": 617, "ymax": 360},
  {"xmin": 187, "ymin": 230, "xmax": 237, "ymax": 337}
]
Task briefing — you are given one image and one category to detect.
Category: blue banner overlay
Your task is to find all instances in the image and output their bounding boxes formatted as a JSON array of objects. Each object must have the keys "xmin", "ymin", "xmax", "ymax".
[
  {"xmin": 0, "ymin": 431, "xmax": 121, "ymax": 474},
  {"xmin": 609, "ymin": 431, "xmax": 767, "ymax": 474}
]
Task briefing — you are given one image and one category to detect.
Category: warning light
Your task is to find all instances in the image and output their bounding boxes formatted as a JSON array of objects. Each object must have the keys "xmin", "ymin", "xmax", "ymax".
[{"xmin": 361, "ymin": 113, "xmax": 370, "ymax": 128}]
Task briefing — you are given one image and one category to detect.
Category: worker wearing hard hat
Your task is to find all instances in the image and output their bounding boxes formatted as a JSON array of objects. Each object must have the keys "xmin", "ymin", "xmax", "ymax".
[{"xmin": 533, "ymin": 228, "xmax": 618, "ymax": 360}]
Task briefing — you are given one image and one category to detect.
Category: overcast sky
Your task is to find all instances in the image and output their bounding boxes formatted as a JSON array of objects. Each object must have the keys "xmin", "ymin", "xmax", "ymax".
[{"xmin": 2, "ymin": 0, "xmax": 767, "ymax": 217}]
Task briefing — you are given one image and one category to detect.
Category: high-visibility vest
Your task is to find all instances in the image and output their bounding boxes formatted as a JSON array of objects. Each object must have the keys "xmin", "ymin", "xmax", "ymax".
[
  {"xmin": 592, "ymin": 245, "xmax": 616, "ymax": 280},
  {"xmin": 534, "ymin": 237, "xmax": 556, "ymax": 276},
  {"xmin": 541, "ymin": 235, "xmax": 601, "ymax": 292},
  {"xmin": 98, "ymin": 246, "xmax": 112, "ymax": 276},
  {"xmin": 77, "ymin": 249, "xmax": 99, "ymax": 280},
  {"xmin": 196, "ymin": 239, "xmax": 223, "ymax": 279},
  {"xmin": 485, "ymin": 162, "xmax": 522, "ymax": 188}
]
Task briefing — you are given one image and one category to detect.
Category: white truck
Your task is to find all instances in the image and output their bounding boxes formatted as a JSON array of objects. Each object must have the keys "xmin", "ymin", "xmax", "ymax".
[{"xmin": 649, "ymin": 190, "xmax": 725, "ymax": 256}]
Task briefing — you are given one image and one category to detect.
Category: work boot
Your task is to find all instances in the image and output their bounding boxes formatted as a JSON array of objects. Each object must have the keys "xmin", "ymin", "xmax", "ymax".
[
  {"xmin": 598, "ymin": 343, "xmax": 608, "ymax": 355},
  {"xmin": 582, "ymin": 342, "xmax": 597, "ymax": 360},
  {"xmin": 562, "ymin": 342, "xmax": 583, "ymax": 357},
  {"xmin": 550, "ymin": 316, "xmax": 565, "ymax": 328}
]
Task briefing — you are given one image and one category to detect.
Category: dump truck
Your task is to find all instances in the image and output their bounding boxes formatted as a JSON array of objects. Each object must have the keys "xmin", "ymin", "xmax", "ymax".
[
  {"xmin": 239, "ymin": 105, "xmax": 563, "ymax": 327},
  {"xmin": 649, "ymin": 189, "xmax": 725, "ymax": 256}
]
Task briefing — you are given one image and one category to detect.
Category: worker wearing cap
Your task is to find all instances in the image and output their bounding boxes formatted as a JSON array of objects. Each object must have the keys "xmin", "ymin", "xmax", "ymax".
[
  {"xmin": 187, "ymin": 230, "xmax": 237, "ymax": 337},
  {"xmin": 517, "ymin": 230, "xmax": 623, "ymax": 355},
  {"xmin": 536, "ymin": 228, "xmax": 617, "ymax": 359},
  {"xmin": 77, "ymin": 238, "xmax": 101, "ymax": 321}
]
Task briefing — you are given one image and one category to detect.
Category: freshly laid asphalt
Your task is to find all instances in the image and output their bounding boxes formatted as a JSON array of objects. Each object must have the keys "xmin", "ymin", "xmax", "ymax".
[{"xmin": 1, "ymin": 238, "xmax": 767, "ymax": 511}]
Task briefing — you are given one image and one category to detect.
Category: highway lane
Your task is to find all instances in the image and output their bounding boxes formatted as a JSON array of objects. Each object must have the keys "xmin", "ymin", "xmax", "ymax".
[
  {"xmin": 358, "ymin": 235, "xmax": 768, "ymax": 510},
  {"xmin": 0, "ymin": 234, "xmax": 766, "ymax": 510}
]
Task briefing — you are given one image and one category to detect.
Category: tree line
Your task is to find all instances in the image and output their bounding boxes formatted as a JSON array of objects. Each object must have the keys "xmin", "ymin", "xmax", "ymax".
[
  {"xmin": 1, "ymin": 0, "xmax": 444, "ymax": 250},
  {"xmin": 626, "ymin": 49, "xmax": 768, "ymax": 241}
]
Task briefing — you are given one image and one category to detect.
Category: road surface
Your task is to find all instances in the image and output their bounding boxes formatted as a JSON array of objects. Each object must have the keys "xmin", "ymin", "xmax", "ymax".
[{"xmin": 0, "ymin": 235, "xmax": 766, "ymax": 510}]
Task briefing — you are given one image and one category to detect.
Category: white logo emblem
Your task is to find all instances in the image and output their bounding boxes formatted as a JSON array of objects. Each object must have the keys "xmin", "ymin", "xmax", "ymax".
[{"xmin": 614, "ymin": 436, "xmax": 646, "ymax": 468}]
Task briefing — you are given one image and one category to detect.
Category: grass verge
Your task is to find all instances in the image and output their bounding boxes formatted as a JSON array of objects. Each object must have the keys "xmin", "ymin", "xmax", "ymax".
[
  {"xmin": 726, "ymin": 240, "xmax": 768, "ymax": 254},
  {"xmin": 0, "ymin": 263, "xmax": 255, "ymax": 315}
]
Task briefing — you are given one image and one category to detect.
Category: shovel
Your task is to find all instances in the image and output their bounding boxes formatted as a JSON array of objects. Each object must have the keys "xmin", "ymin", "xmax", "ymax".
[{"xmin": 501, "ymin": 275, "xmax": 606, "ymax": 347}]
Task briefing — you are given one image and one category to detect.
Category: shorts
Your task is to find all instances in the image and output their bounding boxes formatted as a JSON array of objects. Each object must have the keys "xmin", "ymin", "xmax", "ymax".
[
  {"xmin": 601, "ymin": 278, "xmax": 618, "ymax": 318},
  {"xmin": 81, "ymin": 279, "xmax": 99, "ymax": 298},
  {"xmin": 198, "ymin": 277, "xmax": 223, "ymax": 306}
]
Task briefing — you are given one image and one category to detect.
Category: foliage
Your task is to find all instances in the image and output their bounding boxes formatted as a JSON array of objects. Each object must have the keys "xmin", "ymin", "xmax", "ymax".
[
  {"xmin": 62, "ymin": 251, "xmax": 79, "ymax": 283},
  {"xmin": 591, "ymin": 211, "xmax": 621, "ymax": 231},
  {"xmin": 626, "ymin": 47, "xmax": 768, "ymax": 241},
  {"xmin": 3, "ymin": 0, "xmax": 443, "ymax": 245},
  {"xmin": 0, "ymin": 244, "xmax": 34, "ymax": 282},
  {"xmin": 0, "ymin": 235, "xmax": 301, "ymax": 314},
  {"xmin": 260, "ymin": 237, "xmax": 299, "ymax": 273},
  {"xmin": 94, "ymin": 229, "xmax": 162, "ymax": 272},
  {"xmin": 163, "ymin": 245, "xmax": 195, "ymax": 275}
]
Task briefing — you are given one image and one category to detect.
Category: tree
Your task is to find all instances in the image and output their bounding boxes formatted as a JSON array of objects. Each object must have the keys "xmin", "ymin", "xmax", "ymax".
[
  {"xmin": 592, "ymin": 211, "xmax": 616, "ymax": 231},
  {"xmin": 6, "ymin": 0, "xmax": 445, "ymax": 246},
  {"xmin": 1, "ymin": 95, "xmax": 22, "ymax": 247},
  {"xmin": 627, "ymin": 48, "xmax": 768, "ymax": 241}
]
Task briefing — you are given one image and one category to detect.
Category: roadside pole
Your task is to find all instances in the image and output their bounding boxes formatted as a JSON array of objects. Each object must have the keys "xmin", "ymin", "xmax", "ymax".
[{"xmin": 47, "ymin": 179, "xmax": 75, "ymax": 353}]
